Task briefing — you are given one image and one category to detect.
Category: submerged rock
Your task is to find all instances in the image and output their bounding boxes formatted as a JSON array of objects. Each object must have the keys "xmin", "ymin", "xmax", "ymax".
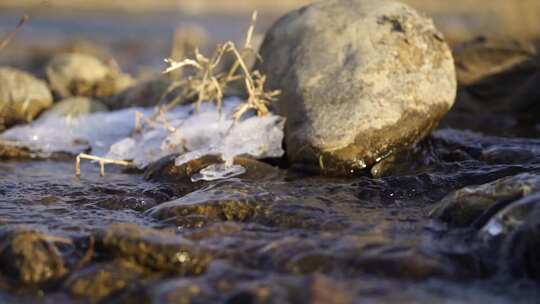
[
  {"xmin": 495, "ymin": 194, "xmax": 540, "ymax": 280},
  {"xmin": 144, "ymin": 154, "xmax": 282, "ymax": 183},
  {"xmin": 473, "ymin": 191, "xmax": 540, "ymax": 281},
  {"xmin": 96, "ymin": 224, "xmax": 213, "ymax": 275},
  {"xmin": 66, "ymin": 259, "xmax": 147, "ymax": 301},
  {"xmin": 41, "ymin": 97, "xmax": 108, "ymax": 119},
  {"xmin": 146, "ymin": 181, "xmax": 274, "ymax": 229},
  {"xmin": 0, "ymin": 67, "xmax": 53, "ymax": 131},
  {"xmin": 431, "ymin": 173, "xmax": 540, "ymax": 227},
  {"xmin": 46, "ymin": 53, "xmax": 133, "ymax": 99},
  {"xmin": 0, "ymin": 228, "xmax": 68, "ymax": 284},
  {"xmin": 258, "ymin": 0, "xmax": 456, "ymax": 175},
  {"xmin": 146, "ymin": 180, "xmax": 350, "ymax": 231}
]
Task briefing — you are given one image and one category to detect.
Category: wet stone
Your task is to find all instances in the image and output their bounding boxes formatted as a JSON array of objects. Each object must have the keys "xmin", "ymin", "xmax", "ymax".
[
  {"xmin": 474, "ymin": 192, "xmax": 540, "ymax": 281},
  {"xmin": 65, "ymin": 259, "xmax": 147, "ymax": 301},
  {"xmin": 146, "ymin": 181, "xmax": 273, "ymax": 229},
  {"xmin": 500, "ymin": 199, "xmax": 540, "ymax": 281},
  {"xmin": 431, "ymin": 173, "xmax": 540, "ymax": 227},
  {"xmin": 95, "ymin": 223, "xmax": 213, "ymax": 275},
  {"xmin": 0, "ymin": 227, "xmax": 70, "ymax": 285},
  {"xmin": 147, "ymin": 180, "xmax": 349, "ymax": 231},
  {"xmin": 144, "ymin": 154, "xmax": 282, "ymax": 184}
]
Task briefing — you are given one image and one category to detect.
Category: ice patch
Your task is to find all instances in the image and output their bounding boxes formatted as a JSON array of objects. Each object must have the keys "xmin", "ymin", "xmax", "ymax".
[
  {"xmin": 0, "ymin": 107, "xmax": 151, "ymax": 156},
  {"xmin": 191, "ymin": 164, "xmax": 247, "ymax": 182},
  {"xmin": 0, "ymin": 98, "xmax": 285, "ymax": 181}
]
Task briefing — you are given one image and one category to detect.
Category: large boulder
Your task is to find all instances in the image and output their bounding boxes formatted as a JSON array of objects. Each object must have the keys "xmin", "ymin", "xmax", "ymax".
[
  {"xmin": 0, "ymin": 67, "xmax": 53, "ymax": 131},
  {"xmin": 258, "ymin": 0, "xmax": 456, "ymax": 175}
]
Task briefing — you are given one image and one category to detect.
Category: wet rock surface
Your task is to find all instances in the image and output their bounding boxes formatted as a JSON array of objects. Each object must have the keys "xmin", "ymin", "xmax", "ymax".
[
  {"xmin": 431, "ymin": 173, "xmax": 540, "ymax": 227},
  {"xmin": 258, "ymin": 0, "xmax": 456, "ymax": 175},
  {"xmin": 96, "ymin": 223, "xmax": 213, "ymax": 275},
  {"xmin": 0, "ymin": 67, "xmax": 53, "ymax": 131},
  {"xmin": 65, "ymin": 259, "xmax": 148, "ymax": 301},
  {"xmin": 144, "ymin": 154, "xmax": 282, "ymax": 184},
  {"xmin": 0, "ymin": 227, "xmax": 68, "ymax": 285}
]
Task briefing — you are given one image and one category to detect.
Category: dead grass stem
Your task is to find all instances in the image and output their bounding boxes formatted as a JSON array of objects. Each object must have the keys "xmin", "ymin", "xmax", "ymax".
[
  {"xmin": 0, "ymin": 14, "xmax": 28, "ymax": 52},
  {"xmin": 161, "ymin": 11, "xmax": 280, "ymax": 121},
  {"xmin": 76, "ymin": 11, "xmax": 280, "ymax": 177},
  {"xmin": 75, "ymin": 153, "xmax": 133, "ymax": 177}
]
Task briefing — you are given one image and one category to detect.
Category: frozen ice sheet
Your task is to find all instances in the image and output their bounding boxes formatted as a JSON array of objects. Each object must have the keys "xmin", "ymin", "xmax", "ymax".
[{"xmin": 1, "ymin": 98, "xmax": 285, "ymax": 181}]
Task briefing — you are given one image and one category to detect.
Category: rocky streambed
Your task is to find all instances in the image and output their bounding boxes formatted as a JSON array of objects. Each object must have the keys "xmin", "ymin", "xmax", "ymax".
[{"xmin": 1, "ymin": 0, "xmax": 540, "ymax": 303}]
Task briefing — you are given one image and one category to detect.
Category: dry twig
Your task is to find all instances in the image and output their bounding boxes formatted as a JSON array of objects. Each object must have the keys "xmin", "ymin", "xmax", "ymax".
[
  {"xmin": 76, "ymin": 153, "xmax": 133, "ymax": 177},
  {"xmin": 0, "ymin": 14, "xmax": 28, "ymax": 52}
]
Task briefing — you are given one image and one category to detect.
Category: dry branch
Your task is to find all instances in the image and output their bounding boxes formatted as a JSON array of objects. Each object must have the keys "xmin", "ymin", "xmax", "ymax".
[{"xmin": 76, "ymin": 153, "xmax": 133, "ymax": 177}]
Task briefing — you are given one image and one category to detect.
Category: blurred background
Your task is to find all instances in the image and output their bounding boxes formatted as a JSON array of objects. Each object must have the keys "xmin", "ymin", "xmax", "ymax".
[{"xmin": 0, "ymin": 0, "xmax": 539, "ymax": 73}]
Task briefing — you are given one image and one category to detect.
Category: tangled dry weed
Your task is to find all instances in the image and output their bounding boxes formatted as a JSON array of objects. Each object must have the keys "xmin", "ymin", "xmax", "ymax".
[
  {"xmin": 76, "ymin": 11, "xmax": 280, "ymax": 176},
  {"xmin": 161, "ymin": 11, "xmax": 280, "ymax": 121}
]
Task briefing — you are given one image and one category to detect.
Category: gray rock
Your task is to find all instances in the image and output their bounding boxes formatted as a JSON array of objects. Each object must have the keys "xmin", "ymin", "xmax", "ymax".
[
  {"xmin": 41, "ymin": 97, "xmax": 108, "ymax": 119},
  {"xmin": 431, "ymin": 173, "xmax": 540, "ymax": 227},
  {"xmin": 474, "ymin": 191, "xmax": 540, "ymax": 280},
  {"xmin": 95, "ymin": 223, "xmax": 213, "ymax": 275},
  {"xmin": 452, "ymin": 37, "xmax": 539, "ymax": 113},
  {"xmin": 107, "ymin": 76, "xmax": 173, "ymax": 109},
  {"xmin": 258, "ymin": 0, "xmax": 456, "ymax": 175},
  {"xmin": 0, "ymin": 67, "xmax": 53, "ymax": 131},
  {"xmin": 66, "ymin": 260, "xmax": 146, "ymax": 301},
  {"xmin": 46, "ymin": 53, "xmax": 134, "ymax": 99},
  {"xmin": 497, "ymin": 194, "xmax": 540, "ymax": 280},
  {"xmin": 454, "ymin": 37, "xmax": 536, "ymax": 87}
]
